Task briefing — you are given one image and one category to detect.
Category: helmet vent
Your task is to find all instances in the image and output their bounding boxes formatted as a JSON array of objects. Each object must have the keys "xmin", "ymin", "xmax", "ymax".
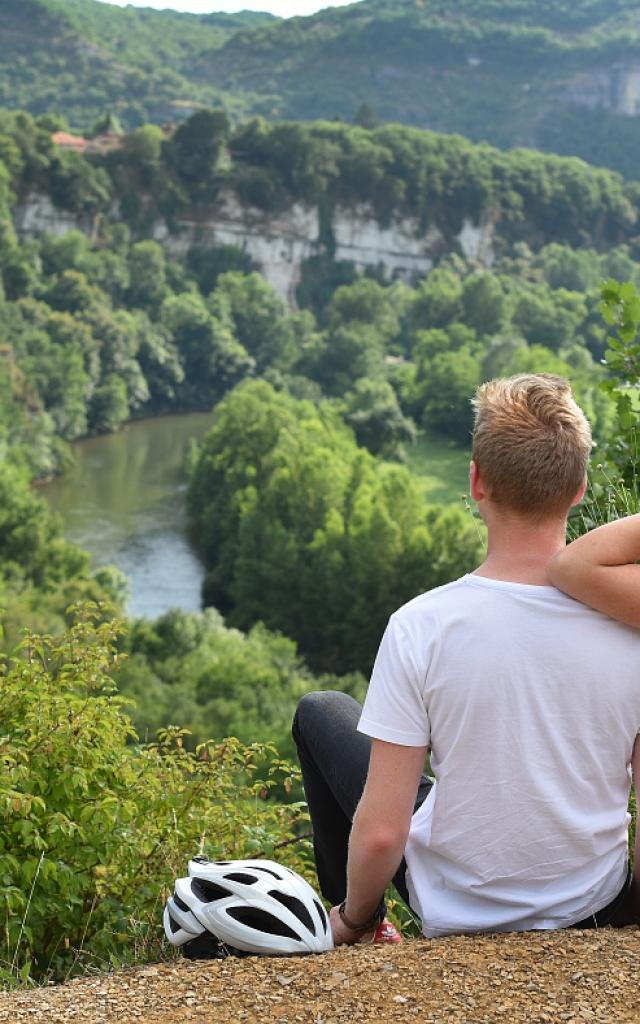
[
  {"xmin": 313, "ymin": 898, "xmax": 329, "ymax": 934},
  {"xmin": 250, "ymin": 866, "xmax": 281, "ymax": 880},
  {"xmin": 167, "ymin": 911, "xmax": 182, "ymax": 935},
  {"xmin": 174, "ymin": 893, "xmax": 191, "ymax": 914},
  {"xmin": 226, "ymin": 906, "xmax": 301, "ymax": 940},
  {"xmin": 191, "ymin": 878, "xmax": 231, "ymax": 903},
  {"xmin": 224, "ymin": 872, "xmax": 258, "ymax": 884},
  {"xmin": 268, "ymin": 891, "xmax": 315, "ymax": 936}
]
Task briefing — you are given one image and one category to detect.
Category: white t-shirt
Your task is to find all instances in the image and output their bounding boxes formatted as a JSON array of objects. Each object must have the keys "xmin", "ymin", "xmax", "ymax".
[{"xmin": 358, "ymin": 574, "xmax": 640, "ymax": 936}]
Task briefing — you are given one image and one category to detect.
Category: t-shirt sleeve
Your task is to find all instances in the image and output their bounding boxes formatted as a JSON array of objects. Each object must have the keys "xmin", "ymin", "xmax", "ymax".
[{"xmin": 357, "ymin": 613, "xmax": 431, "ymax": 748}]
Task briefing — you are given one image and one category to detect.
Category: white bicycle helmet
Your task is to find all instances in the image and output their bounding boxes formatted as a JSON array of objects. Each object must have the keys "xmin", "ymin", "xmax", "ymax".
[
  {"xmin": 163, "ymin": 888, "xmax": 206, "ymax": 947},
  {"xmin": 164, "ymin": 857, "xmax": 333, "ymax": 956}
]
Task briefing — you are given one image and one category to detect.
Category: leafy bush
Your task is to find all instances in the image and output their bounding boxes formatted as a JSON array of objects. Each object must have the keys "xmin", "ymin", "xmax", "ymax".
[
  {"xmin": 567, "ymin": 277, "xmax": 640, "ymax": 536},
  {"xmin": 0, "ymin": 606, "xmax": 309, "ymax": 985}
]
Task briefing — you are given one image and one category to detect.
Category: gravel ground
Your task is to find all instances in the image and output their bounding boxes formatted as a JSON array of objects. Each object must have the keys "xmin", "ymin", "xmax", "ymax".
[{"xmin": 0, "ymin": 929, "xmax": 638, "ymax": 1024}]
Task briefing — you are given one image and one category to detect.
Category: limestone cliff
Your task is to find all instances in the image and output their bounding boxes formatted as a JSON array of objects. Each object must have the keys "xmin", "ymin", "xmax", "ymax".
[
  {"xmin": 566, "ymin": 62, "xmax": 640, "ymax": 117},
  {"xmin": 14, "ymin": 190, "xmax": 496, "ymax": 304},
  {"xmin": 14, "ymin": 194, "xmax": 96, "ymax": 241}
]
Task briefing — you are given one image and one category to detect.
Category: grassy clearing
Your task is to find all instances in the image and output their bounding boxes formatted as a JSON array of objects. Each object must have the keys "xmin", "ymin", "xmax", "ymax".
[{"xmin": 405, "ymin": 432, "xmax": 471, "ymax": 504}]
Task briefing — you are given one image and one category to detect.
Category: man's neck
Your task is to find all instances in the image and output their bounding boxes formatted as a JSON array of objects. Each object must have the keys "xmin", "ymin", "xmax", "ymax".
[{"xmin": 473, "ymin": 514, "xmax": 567, "ymax": 586}]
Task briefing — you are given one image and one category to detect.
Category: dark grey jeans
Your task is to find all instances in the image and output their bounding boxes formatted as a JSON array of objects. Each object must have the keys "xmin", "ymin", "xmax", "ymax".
[{"xmin": 291, "ymin": 689, "xmax": 432, "ymax": 908}]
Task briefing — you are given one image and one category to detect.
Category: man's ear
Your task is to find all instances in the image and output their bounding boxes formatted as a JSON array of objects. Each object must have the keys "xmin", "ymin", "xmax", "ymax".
[
  {"xmin": 469, "ymin": 460, "xmax": 487, "ymax": 503},
  {"xmin": 569, "ymin": 478, "xmax": 588, "ymax": 508}
]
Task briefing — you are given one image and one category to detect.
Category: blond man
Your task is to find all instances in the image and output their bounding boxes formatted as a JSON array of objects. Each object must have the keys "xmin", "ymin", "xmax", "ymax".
[{"xmin": 293, "ymin": 373, "xmax": 640, "ymax": 943}]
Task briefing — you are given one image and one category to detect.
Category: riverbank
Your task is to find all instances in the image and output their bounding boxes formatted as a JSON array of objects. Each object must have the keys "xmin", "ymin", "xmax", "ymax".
[{"xmin": 1, "ymin": 929, "xmax": 638, "ymax": 1024}]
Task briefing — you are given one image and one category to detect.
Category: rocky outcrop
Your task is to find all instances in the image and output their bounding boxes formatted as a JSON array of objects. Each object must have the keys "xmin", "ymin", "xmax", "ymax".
[
  {"xmin": 15, "ymin": 190, "xmax": 496, "ymax": 304},
  {"xmin": 152, "ymin": 193, "xmax": 319, "ymax": 303},
  {"xmin": 151, "ymin": 191, "xmax": 495, "ymax": 302},
  {"xmin": 13, "ymin": 194, "xmax": 96, "ymax": 239},
  {"xmin": 566, "ymin": 63, "xmax": 640, "ymax": 117}
]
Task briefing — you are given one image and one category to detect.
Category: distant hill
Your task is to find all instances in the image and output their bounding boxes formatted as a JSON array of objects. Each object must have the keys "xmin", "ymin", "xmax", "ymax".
[
  {"xmin": 0, "ymin": 0, "xmax": 275, "ymax": 129},
  {"xmin": 4, "ymin": 0, "xmax": 640, "ymax": 176}
]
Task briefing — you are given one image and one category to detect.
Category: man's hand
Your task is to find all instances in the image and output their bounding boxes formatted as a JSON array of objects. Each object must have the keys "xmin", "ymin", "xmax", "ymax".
[{"xmin": 329, "ymin": 905, "xmax": 376, "ymax": 946}]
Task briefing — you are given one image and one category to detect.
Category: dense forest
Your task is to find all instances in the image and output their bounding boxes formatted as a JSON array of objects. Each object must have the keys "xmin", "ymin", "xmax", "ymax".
[
  {"xmin": 5, "ymin": 0, "xmax": 640, "ymax": 175},
  {"xmin": 0, "ymin": 102, "xmax": 638, "ymax": 697},
  {"xmin": 2, "ymin": 88, "xmax": 640, "ymax": 984}
]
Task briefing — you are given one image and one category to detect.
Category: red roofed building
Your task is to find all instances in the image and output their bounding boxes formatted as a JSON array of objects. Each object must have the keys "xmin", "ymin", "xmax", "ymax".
[{"xmin": 52, "ymin": 131, "xmax": 88, "ymax": 153}]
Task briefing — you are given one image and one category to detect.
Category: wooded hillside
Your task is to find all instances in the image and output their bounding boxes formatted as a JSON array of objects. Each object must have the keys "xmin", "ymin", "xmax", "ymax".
[{"xmin": 4, "ymin": 0, "xmax": 640, "ymax": 175}]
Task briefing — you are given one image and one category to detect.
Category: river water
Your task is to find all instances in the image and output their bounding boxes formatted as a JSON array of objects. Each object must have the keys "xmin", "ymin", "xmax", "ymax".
[{"xmin": 43, "ymin": 412, "xmax": 215, "ymax": 619}]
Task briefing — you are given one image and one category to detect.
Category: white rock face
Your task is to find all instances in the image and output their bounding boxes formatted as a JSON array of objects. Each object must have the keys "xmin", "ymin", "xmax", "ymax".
[
  {"xmin": 458, "ymin": 218, "xmax": 495, "ymax": 264},
  {"xmin": 14, "ymin": 194, "xmax": 93, "ymax": 238},
  {"xmin": 614, "ymin": 66, "xmax": 640, "ymax": 116},
  {"xmin": 16, "ymin": 189, "xmax": 496, "ymax": 304},
  {"xmin": 154, "ymin": 191, "xmax": 319, "ymax": 303},
  {"xmin": 566, "ymin": 64, "xmax": 640, "ymax": 117},
  {"xmin": 332, "ymin": 205, "xmax": 442, "ymax": 280}
]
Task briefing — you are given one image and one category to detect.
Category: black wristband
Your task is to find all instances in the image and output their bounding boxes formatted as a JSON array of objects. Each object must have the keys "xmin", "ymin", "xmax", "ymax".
[{"xmin": 338, "ymin": 898, "xmax": 385, "ymax": 933}]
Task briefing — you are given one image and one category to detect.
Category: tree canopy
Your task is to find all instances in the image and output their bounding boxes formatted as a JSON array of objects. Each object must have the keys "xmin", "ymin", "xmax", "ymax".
[{"xmin": 188, "ymin": 380, "xmax": 484, "ymax": 674}]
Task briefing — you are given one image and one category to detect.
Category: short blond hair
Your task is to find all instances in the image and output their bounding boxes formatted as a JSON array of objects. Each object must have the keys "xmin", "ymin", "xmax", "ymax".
[{"xmin": 472, "ymin": 374, "xmax": 592, "ymax": 518}]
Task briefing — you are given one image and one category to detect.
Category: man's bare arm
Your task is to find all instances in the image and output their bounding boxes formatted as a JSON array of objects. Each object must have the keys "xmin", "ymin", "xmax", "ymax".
[
  {"xmin": 330, "ymin": 739, "xmax": 427, "ymax": 945},
  {"xmin": 548, "ymin": 514, "xmax": 640, "ymax": 627}
]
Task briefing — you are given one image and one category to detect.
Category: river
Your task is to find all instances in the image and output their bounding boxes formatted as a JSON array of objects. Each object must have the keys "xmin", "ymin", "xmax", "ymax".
[
  {"xmin": 43, "ymin": 412, "xmax": 215, "ymax": 619},
  {"xmin": 42, "ymin": 413, "xmax": 469, "ymax": 621}
]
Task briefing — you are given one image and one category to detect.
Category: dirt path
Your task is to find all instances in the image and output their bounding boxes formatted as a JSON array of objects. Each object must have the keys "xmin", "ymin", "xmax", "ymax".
[{"xmin": 0, "ymin": 929, "xmax": 638, "ymax": 1024}]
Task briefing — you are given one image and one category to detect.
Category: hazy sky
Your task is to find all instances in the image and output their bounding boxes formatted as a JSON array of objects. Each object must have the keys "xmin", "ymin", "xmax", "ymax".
[{"xmin": 96, "ymin": 0, "xmax": 362, "ymax": 16}]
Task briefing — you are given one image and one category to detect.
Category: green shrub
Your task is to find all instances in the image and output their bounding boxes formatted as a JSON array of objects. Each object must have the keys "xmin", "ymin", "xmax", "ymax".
[{"xmin": 0, "ymin": 604, "xmax": 309, "ymax": 985}]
